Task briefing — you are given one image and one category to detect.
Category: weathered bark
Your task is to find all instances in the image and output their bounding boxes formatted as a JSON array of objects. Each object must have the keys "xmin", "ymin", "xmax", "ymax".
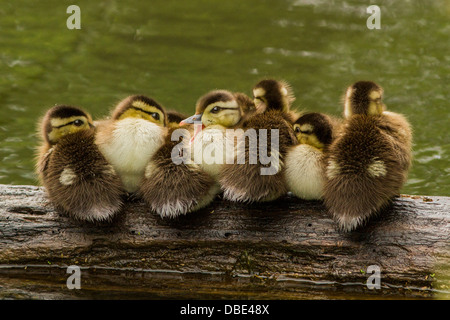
[{"xmin": 0, "ymin": 184, "xmax": 449, "ymax": 299}]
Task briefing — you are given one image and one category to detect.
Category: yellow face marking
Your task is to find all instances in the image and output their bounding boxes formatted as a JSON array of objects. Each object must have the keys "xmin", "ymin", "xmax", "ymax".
[
  {"xmin": 253, "ymin": 88, "xmax": 266, "ymax": 99},
  {"xmin": 201, "ymin": 101, "xmax": 241, "ymax": 128},
  {"xmin": 48, "ymin": 116, "xmax": 91, "ymax": 143},
  {"xmin": 367, "ymin": 102, "xmax": 379, "ymax": 115},
  {"xmin": 168, "ymin": 121, "xmax": 181, "ymax": 128},
  {"xmin": 299, "ymin": 134, "xmax": 325, "ymax": 150},
  {"xmin": 300, "ymin": 123, "xmax": 313, "ymax": 133},
  {"xmin": 118, "ymin": 101, "xmax": 165, "ymax": 125},
  {"xmin": 369, "ymin": 90, "xmax": 381, "ymax": 100},
  {"xmin": 50, "ymin": 116, "xmax": 85, "ymax": 128},
  {"xmin": 367, "ymin": 90, "xmax": 383, "ymax": 115},
  {"xmin": 253, "ymin": 88, "xmax": 267, "ymax": 108},
  {"xmin": 294, "ymin": 123, "xmax": 324, "ymax": 150},
  {"xmin": 344, "ymin": 87, "xmax": 354, "ymax": 118}
]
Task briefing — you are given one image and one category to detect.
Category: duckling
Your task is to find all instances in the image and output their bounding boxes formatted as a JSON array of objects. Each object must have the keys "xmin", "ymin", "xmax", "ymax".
[
  {"xmin": 284, "ymin": 112, "xmax": 340, "ymax": 200},
  {"xmin": 219, "ymin": 79, "xmax": 299, "ymax": 203},
  {"xmin": 138, "ymin": 124, "xmax": 217, "ymax": 218},
  {"xmin": 138, "ymin": 90, "xmax": 256, "ymax": 218},
  {"xmin": 95, "ymin": 95, "xmax": 168, "ymax": 193},
  {"xmin": 323, "ymin": 81, "xmax": 413, "ymax": 231},
  {"xmin": 36, "ymin": 105, "xmax": 124, "ymax": 222},
  {"xmin": 179, "ymin": 89, "xmax": 257, "ymax": 180}
]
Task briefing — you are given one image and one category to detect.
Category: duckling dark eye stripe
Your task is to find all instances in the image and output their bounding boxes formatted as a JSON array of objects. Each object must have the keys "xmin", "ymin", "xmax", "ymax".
[
  {"xmin": 214, "ymin": 107, "xmax": 239, "ymax": 111},
  {"xmin": 53, "ymin": 120, "xmax": 82, "ymax": 128},
  {"xmin": 130, "ymin": 106, "xmax": 159, "ymax": 117}
]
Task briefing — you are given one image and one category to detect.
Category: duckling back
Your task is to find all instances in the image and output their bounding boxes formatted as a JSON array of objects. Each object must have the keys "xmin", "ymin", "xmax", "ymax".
[
  {"xmin": 42, "ymin": 129, "xmax": 125, "ymax": 221},
  {"xmin": 220, "ymin": 109, "xmax": 297, "ymax": 203},
  {"xmin": 324, "ymin": 105, "xmax": 412, "ymax": 231},
  {"xmin": 138, "ymin": 126, "xmax": 217, "ymax": 218}
]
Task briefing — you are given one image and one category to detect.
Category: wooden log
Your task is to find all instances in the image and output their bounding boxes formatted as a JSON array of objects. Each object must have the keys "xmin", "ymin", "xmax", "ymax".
[{"xmin": 0, "ymin": 184, "xmax": 449, "ymax": 299}]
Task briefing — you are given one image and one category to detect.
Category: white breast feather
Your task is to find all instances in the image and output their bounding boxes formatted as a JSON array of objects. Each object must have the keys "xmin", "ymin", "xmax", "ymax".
[
  {"xmin": 191, "ymin": 126, "xmax": 226, "ymax": 179},
  {"xmin": 284, "ymin": 144, "xmax": 325, "ymax": 200},
  {"xmin": 98, "ymin": 118, "xmax": 166, "ymax": 192}
]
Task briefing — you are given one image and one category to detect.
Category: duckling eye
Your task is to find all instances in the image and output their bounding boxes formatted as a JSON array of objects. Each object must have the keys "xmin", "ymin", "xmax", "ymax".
[
  {"xmin": 210, "ymin": 106, "xmax": 220, "ymax": 114},
  {"xmin": 294, "ymin": 125, "xmax": 301, "ymax": 133},
  {"xmin": 73, "ymin": 119, "xmax": 84, "ymax": 127},
  {"xmin": 151, "ymin": 112, "xmax": 160, "ymax": 121}
]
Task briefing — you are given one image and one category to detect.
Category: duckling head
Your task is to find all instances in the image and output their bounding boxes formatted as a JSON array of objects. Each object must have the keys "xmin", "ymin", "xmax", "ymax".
[
  {"xmin": 166, "ymin": 110, "xmax": 188, "ymax": 128},
  {"xmin": 344, "ymin": 81, "xmax": 385, "ymax": 118},
  {"xmin": 293, "ymin": 112, "xmax": 333, "ymax": 151},
  {"xmin": 180, "ymin": 90, "xmax": 241, "ymax": 128},
  {"xmin": 111, "ymin": 95, "xmax": 167, "ymax": 127},
  {"xmin": 42, "ymin": 105, "xmax": 94, "ymax": 145},
  {"xmin": 252, "ymin": 79, "xmax": 294, "ymax": 113}
]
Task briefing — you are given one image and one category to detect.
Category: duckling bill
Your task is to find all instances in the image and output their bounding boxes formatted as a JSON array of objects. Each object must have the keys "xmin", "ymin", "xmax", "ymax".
[{"xmin": 36, "ymin": 105, "xmax": 124, "ymax": 222}]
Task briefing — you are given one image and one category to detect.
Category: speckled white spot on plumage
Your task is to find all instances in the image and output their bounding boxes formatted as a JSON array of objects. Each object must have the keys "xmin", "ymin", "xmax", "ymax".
[
  {"xmin": 59, "ymin": 167, "xmax": 76, "ymax": 186},
  {"xmin": 367, "ymin": 159, "xmax": 387, "ymax": 177}
]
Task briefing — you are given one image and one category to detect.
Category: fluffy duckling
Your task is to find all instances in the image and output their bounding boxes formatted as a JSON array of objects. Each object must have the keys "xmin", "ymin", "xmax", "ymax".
[
  {"xmin": 219, "ymin": 79, "xmax": 299, "ymax": 203},
  {"xmin": 284, "ymin": 112, "xmax": 339, "ymax": 200},
  {"xmin": 323, "ymin": 81, "xmax": 413, "ymax": 231},
  {"xmin": 95, "ymin": 95, "xmax": 168, "ymax": 193},
  {"xmin": 179, "ymin": 89, "xmax": 257, "ymax": 180},
  {"xmin": 36, "ymin": 105, "xmax": 124, "ymax": 222},
  {"xmin": 138, "ymin": 124, "xmax": 217, "ymax": 218}
]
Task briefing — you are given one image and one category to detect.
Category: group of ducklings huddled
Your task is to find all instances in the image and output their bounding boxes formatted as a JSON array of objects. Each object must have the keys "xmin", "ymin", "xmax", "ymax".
[{"xmin": 36, "ymin": 79, "xmax": 412, "ymax": 232}]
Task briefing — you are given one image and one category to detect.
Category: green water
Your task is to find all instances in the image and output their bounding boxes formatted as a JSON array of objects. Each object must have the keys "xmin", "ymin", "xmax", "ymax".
[{"xmin": 0, "ymin": 0, "xmax": 449, "ymax": 195}]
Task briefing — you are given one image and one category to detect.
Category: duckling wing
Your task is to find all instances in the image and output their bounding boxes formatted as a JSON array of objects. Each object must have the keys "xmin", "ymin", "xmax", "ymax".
[{"xmin": 43, "ymin": 130, "xmax": 125, "ymax": 222}]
